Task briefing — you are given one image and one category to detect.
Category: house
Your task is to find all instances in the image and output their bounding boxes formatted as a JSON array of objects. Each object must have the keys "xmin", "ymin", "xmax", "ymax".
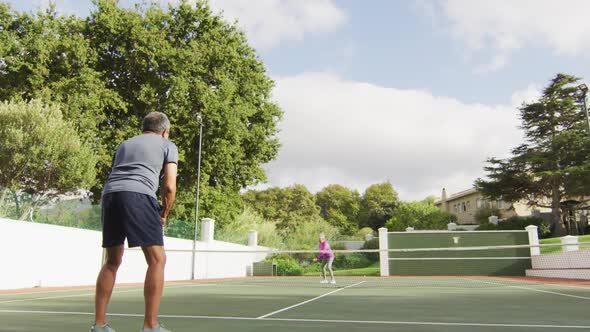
[{"xmin": 434, "ymin": 187, "xmax": 551, "ymax": 225}]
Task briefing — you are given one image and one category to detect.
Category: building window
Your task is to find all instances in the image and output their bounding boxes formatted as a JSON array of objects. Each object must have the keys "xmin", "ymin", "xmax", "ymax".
[
  {"xmin": 478, "ymin": 199, "xmax": 491, "ymax": 209},
  {"xmin": 462, "ymin": 202, "xmax": 467, "ymax": 212}
]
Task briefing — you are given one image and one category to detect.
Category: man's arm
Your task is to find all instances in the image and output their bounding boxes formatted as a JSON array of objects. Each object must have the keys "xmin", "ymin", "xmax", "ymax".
[{"xmin": 160, "ymin": 163, "xmax": 178, "ymax": 226}]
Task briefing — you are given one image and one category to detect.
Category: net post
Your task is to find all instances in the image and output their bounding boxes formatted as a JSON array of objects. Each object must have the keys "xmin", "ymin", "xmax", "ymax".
[
  {"xmin": 561, "ymin": 235, "xmax": 579, "ymax": 252},
  {"xmin": 525, "ymin": 225, "xmax": 540, "ymax": 256},
  {"xmin": 378, "ymin": 227, "xmax": 389, "ymax": 276}
]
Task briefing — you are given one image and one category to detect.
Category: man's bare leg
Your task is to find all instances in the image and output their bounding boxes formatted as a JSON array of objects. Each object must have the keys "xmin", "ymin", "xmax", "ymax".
[
  {"xmin": 142, "ymin": 245, "xmax": 166, "ymax": 329},
  {"xmin": 94, "ymin": 245, "xmax": 124, "ymax": 326}
]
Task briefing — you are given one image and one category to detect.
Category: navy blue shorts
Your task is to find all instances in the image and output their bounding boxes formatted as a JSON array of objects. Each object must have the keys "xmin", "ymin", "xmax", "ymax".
[{"xmin": 101, "ymin": 192, "xmax": 164, "ymax": 248}]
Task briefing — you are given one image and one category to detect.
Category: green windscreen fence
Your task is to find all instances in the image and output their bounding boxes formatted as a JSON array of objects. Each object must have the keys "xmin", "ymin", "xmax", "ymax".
[
  {"xmin": 388, "ymin": 231, "xmax": 532, "ymax": 276},
  {"xmin": 253, "ymin": 261, "xmax": 277, "ymax": 276}
]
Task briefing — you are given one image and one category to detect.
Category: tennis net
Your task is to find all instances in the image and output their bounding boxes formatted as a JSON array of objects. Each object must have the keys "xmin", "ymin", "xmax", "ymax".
[{"xmin": 151, "ymin": 241, "xmax": 590, "ymax": 288}]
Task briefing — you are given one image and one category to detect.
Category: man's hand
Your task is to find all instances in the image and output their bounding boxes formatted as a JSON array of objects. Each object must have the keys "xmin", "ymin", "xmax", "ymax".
[{"xmin": 160, "ymin": 216, "xmax": 167, "ymax": 227}]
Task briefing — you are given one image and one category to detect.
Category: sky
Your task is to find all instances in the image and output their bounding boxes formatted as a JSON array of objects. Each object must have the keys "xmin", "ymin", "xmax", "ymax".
[{"xmin": 10, "ymin": 0, "xmax": 590, "ymax": 200}]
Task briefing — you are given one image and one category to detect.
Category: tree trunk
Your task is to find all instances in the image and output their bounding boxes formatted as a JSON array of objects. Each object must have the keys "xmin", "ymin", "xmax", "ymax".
[
  {"xmin": 551, "ymin": 184, "xmax": 566, "ymax": 236},
  {"xmin": 12, "ymin": 190, "xmax": 20, "ymax": 219},
  {"xmin": 0, "ymin": 190, "xmax": 7, "ymax": 215}
]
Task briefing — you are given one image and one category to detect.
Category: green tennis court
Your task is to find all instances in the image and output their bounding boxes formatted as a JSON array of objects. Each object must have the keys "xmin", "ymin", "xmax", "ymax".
[{"xmin": 1, "ymin": 277, "xmax": 589, "ymax": 332}]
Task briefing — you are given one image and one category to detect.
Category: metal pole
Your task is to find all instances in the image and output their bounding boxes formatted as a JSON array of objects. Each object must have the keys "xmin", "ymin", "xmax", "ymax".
[
  {"xmin": 577, "ymin": 84, "xmax": 590, "ymax": 138},
  {"xmin": 583, "ymin": 94, "xmax": 590, "ymax": 139},
  {"xmin": 190, "ymin": 117, "xmax": 203, "ymax": 280}
]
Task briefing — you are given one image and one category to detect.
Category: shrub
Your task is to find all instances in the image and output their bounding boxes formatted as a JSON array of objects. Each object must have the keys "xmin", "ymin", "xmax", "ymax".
[
  {"xmin": 357, "ymin": 227, "xmax": 375, "ymax": 238},
  {"xmin": 475, "ymin": 222, "xmax": 497, "ymax": 231},
  {"xmin": 216, "ymin": 207, "xmax": 283, "ymax": 248},
  {"xmin": 476, "ymin": 216, "xmax": 552, "ymax": 238},
  {"xmin": 333, "ymin": 253, "xmax": 371, "ymax": 269},
  {"xmin": 361, "ymin": 238, "xmax": 380, "ymax": 262},
  {"xmin": 268, "ymin": 254, "xmax": 303, "ymax": 276},
  {"xmin": 474, "ymin": 208, "xmax": 502, "ymax": 224},
  {"xmin": 280, "ymin": 218, "xmax": 339, "ymax": 250},
  {"xmin": 331, "ymin": 243, "xmax": 346, "ymax": 251}
]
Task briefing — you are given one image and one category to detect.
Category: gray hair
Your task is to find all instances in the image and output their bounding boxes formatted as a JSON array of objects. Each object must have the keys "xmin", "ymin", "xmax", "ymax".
[{"xmin": 142, "ymin": 112, "xmax": 170, "ymax": 134}]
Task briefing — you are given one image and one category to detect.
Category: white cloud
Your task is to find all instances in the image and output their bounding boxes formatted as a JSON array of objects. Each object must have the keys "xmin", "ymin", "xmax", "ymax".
[
  {"xmin": 260, "ymin": 72, "xmax": 533, "ymax": 200},
  {"xmin": 20, "ymin": 0, "xmax": 78, "ymax": 15},
  {"xmin": 474, "ymin": 54, "xmax": 508, "ymax": 75},
  {"xmin": 21, "ymin": 0, "xmax": 347, "ymax": 49},
  {"xmin": 423, "ymin": 0, "xmax": 590, "ymax": 71},
  {"xmin": 163, "ymin": 0, "xmax": 347, "ymax": 49},
  {"xmin": 510, "ymin": 84, "xmax": 541, "ymax": 107}
]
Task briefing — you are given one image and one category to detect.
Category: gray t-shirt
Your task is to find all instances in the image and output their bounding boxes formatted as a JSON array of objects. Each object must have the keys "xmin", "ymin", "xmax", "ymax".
[{"xmin": 103, "ymin": 133, "xmax": 179, "ymax": 198}]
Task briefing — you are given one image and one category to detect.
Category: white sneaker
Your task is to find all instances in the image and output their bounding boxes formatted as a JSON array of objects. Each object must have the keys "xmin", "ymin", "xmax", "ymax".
[
  {"xmin": 90, "ymin": 324, "xmax": 116, "ymax": 332},
  {"xmin": 320, "ymin": 279, "xmax": 328, "ymax": 284},
  {"xmin": 141, "ymin": 322, "xmax": 171, "ymax": 332},
  {"xmin": 330, "ymin": 280, "xmax": 336, "ymax": 284}
]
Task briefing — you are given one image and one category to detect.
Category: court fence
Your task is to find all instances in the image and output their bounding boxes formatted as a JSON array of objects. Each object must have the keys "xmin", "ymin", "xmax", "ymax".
[
  {"xmin": 2, "ymin": 217, "xmax": 589, "ymax": 291},
  {"xmin": 0, "ymin": 217, "xmax": 270, "ymax": 290}
]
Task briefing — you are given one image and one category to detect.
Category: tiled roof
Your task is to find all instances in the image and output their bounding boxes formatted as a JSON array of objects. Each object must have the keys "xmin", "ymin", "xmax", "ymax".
[{"xmin": 434, "ymin": 187, "xmax": 479, "ymax": 204}]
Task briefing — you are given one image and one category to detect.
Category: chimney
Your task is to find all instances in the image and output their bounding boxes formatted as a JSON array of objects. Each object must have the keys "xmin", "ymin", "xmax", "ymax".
[{"xmin": 442, "ymin": 188, "xmax": 450, "ymax": 212}]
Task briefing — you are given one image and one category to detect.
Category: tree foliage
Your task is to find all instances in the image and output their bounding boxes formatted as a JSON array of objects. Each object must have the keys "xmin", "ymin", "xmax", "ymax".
[
  {"xmin": 242, "ymin": 185, "xmax": 322, "ymax": 230},
  {"xmin": 476, "ymin": 74, "xmax": 590, "ymax": 234},
  {"xmin": 0, "ymin": 1, "xmax": 282, "ymax": 224},
  {"xmin": 0, "ymin": 100, "xmax": 97, "ymax": 218},
  {"xmin": 474, "ymin": 207, "xmax": 502, "ymax": 225},
  {"xmin": 359, "ymin": 182, "xmax": 399, "ymax": 230},
  {"xmin": 315, "ymin": 184, "xmax": 361, "ymax": 235},
  {"xmin": 214, "ymin": 207, "xmax": 283, "ymax": 248},
  {"xmin": 386, "ymin": 198, "xmax": 456, "ymax": 231}
]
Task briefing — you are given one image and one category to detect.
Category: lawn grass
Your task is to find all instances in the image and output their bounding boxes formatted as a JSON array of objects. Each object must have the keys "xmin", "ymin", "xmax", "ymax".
[
  {"xmin": 303, "ymin": 262, "xmax": 380, "ymax": 277},
  {"xmin": 540, "ymin": 234, "xmax": 590, "ymax": 254},
  {"xmin": 332, "ymin": 264, "xmax": 380, "ymax": 276}
]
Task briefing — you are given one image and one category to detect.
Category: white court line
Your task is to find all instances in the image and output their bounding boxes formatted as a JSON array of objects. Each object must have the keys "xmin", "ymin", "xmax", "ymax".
[
  {"xmin": 459, "ymin": 278, "xmax": 590, "ymax": 301},
  {"xmin": 0, "ymin": 309, "xmax": 589, "ymax": 329},
  {"xmin": 0, "ymin": 281, "xmax": 214, "ymax": 298},
  {"xmin": 0, "ymin": 288, "xmax": 99, "ymax": 298},
  {"xmin": 256, "ymin": 281, "xmax": 365, "ymax": 319},
  {"xmin": 0, "ymin": 283, "xmax": 215, "ymax": 305}
]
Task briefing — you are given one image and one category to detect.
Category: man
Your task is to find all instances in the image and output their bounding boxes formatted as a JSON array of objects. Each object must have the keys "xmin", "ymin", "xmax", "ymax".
[{"xmin": 91, "ymin": 112, "xmax": 178, "ymax": 332}]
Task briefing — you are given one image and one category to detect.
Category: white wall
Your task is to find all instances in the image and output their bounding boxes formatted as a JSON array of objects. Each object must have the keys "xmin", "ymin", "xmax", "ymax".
[
  {"xmin": 526, "ymin": 249, "xmax": 590, "ymax": 280},
  {"xmin": 336, "ymin": 241, "xmax": 365, "ymax": 250},
  {"xmin": 531, "ymin": 249, "xmax": 590, "ymax": 269},
  {"xmin": 0, "ymin": 218, "xmax": 268, "ymax": 290}
]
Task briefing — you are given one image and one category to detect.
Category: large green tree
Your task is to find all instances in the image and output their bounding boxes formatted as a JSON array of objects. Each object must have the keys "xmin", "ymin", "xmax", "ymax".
[
  {"xmin": 242, "ymin": 185, "xmax": 323, "ymax": 230},
  {"xmin": 359, "ymin": 182, "xmax": 399, "ymax": 230},
  {"xmin": 386, "ymin": 198, "xmax": 456, "ymax": 231},
  {"xmin": 0, "ymin": 100, "xmax": 97, "ymax": 219},
  {"xmin": 476, "ymin": 74, "xmax": 590, "ymax": 235},
  {"xmin": 315, "ymin": 184, "xmax": 361, "ymax": 235},
  {"xmin": 0, "ymin": 1, "xmax": 282, "ymax": 225}
]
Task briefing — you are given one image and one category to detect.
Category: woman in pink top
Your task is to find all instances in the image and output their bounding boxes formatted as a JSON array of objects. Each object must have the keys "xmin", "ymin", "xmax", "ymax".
[{"xmin": 313, "ymin": 233, "xmax": 336, "ymax": 284}]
